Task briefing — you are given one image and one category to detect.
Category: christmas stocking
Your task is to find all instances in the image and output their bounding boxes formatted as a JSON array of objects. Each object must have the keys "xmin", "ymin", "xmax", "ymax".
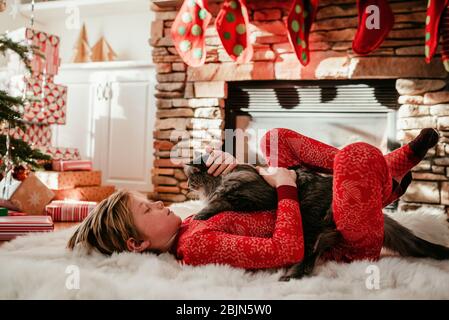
[
  {"xmin": 286, "ymin": 0, "xmax": 319, "ymax": 66},
  {"xmin": 442, "ymin": 5, "xmax": 449, "ymax": 71},
  {"xmin": 171, "ymin": 0, "xmax": 212, "ymax": 67},
  {"xmin": 215, "ymin": 0, "xmax": 253, "ymax": 63},
  {"xmin": 425, "ymin": 0, "xmax": 449, "ymax": 65},
  {"xmin": 352, "ymin": 0, "xmax": 394, "ymax": 55}
]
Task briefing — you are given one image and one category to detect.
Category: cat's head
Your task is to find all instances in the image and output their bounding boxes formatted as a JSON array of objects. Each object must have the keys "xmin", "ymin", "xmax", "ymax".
[{"xmin": 183, "ymin": 152, "xmax": 221, "ymax": 195}]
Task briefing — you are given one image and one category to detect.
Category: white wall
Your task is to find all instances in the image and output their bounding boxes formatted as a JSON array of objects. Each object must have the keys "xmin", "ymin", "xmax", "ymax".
[{"xmin": 0, "ymin": 1, "xmax": 153, "ymax": 65}]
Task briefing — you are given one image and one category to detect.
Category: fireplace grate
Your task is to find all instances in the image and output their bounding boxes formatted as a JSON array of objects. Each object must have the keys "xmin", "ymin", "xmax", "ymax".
[{"xmin": 224, "ymin": 80, "xmax": 399, "ymax": 165}]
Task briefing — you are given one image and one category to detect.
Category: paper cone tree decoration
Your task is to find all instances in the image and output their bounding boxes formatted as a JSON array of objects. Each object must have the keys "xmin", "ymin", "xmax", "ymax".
[
  {"xmin": 91, "ymin": 37, "xmax": 117, "ymax": 62},
  {"xmin": 72, "ymin": 24, "xmax": 91, "ymax": 63}
]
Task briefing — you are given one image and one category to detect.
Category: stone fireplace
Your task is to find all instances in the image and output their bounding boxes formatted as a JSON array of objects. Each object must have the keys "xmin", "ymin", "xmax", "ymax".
[{"xmin": 149, "ymin": 0, "xmax": 449, "ymax": 215}]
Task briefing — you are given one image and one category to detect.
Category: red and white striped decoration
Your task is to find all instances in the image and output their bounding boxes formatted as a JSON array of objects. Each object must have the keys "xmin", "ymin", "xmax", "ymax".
[
  {"xmin": 45, "ymin": 200, "xmax": 97, "ymax": 222},
  {"xmin": 24, "ymin": 28, "xmax": 61, "ymax": 76},
  {"xmin": 52, "ymin": 160, "xmax": 93, "ymax": 172},
  {"xmin": 0, "ymin": 216, "xmax": 54, "ymax": 241}
]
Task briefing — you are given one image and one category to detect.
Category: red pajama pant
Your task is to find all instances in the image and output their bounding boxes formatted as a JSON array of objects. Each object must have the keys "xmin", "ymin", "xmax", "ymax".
[{"xmin": 260, "ymin": 128, "xmax": 417, "ymax": 261}]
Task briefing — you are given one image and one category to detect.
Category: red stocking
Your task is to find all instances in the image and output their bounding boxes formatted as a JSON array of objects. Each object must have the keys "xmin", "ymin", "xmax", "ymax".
[
  {"xmin": 215, "ymin": 0, "xmax": 253, "ymax": 63},
  {"xmin": 352, "ymin": 0, "xmax": 394, "ymax": 55},
  {"xmin": 425, "ymin": 0, "xmax": 449, "ymax": 64},
  {"xmin": 171, "ymin": 0, "xmax": 212, "ymax": 67},
  {"xmin": 286, "ymin": 0, "xmax": 319, "ymax": 66},
  {"xmin": 440, "ymin": 4, "xmax": 449, "ymax": 71}
]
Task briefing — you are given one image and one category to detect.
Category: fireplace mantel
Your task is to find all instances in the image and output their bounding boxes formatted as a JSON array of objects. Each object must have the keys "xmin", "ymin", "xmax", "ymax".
[{"xmin": 152, "ymin": 0, "xmax": 181, "ymax": 8}]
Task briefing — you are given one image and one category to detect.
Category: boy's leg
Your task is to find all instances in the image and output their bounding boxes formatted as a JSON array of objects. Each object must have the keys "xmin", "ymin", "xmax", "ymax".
[
  {"xmin": 332, "ymin": 142, "xmax": 392, "ymax": 261},
  {"xmin": 383, "ymin": 128, "xmax": 439, "ymax": 206},
  {"xmin": 260, "ymin": 128, "xmax": 338, "ymax": 173}
]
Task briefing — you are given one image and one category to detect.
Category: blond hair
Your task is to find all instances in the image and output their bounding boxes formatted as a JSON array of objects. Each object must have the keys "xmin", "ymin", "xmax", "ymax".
[{"xmin": 67, "ymin": 190, "xmax": 139, "ymax": 255}]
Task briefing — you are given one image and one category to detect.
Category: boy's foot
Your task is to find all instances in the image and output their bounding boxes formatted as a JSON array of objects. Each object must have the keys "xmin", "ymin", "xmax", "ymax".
[{"xmin": 408, "ymin": 128, "xmax": 439, "ymax": 159}]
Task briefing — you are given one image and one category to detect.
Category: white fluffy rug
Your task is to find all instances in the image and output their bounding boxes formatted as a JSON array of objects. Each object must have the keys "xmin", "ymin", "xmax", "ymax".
[{"xmin": 1, "ymin": 200, "xmax": 449, "ymax": 299}]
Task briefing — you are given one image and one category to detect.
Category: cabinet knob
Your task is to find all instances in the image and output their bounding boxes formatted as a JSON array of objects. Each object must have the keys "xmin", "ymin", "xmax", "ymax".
[{"xmin": 104, "ymin": 83, "xmax": 113, "ymax": 101}]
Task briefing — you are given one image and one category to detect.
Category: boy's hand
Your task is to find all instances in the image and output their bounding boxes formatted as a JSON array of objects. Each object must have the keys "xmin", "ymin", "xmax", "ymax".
[
  {"xmin": 205, "ymin": 146, "xmax": 238, "ymax": 176},
  {"xmin": 256, "ymin": 166, "xmax": 297, "ymax": 188}
]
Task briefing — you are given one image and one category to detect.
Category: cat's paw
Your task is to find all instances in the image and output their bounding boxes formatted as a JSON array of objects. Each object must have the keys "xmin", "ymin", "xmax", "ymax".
[{"xmin": 278, "ymin": 275, "xmax": 291, "ymax": 282}]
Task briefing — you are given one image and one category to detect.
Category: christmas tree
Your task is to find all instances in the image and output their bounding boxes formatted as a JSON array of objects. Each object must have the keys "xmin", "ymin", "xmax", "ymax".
[{"xmin": 0, "ymin": 34, "xmax": 50, "ymax": 183}]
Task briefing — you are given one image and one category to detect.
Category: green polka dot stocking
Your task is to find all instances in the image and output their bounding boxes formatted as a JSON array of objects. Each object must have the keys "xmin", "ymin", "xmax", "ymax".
[
  {"xmin": 171, "ymin": 0, "xmax": 212, "ymax": 67},
  {"xmin": 425, "ymin": 0, "xmax": 449, "ymax": 72},
  {"xmin": 286, "ymin": 0, "xmax": 319, "ymax": 66},
  {"xmin": 215, "ymin": 0, "xmax": 253, "ymax": 63}
]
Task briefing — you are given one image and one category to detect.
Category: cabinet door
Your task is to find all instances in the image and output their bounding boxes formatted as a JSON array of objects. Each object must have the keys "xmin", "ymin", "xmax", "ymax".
[
  {"xmin": 96, "ymin": 80, "xmax": 154, "ymax": 192},
  {"xmin": 52, "ymin": 82, "xmax": 94, "ymax": 159},
  {"xmin": 91, "ymin": 81, "xmax": 112, "ymax": 173}
]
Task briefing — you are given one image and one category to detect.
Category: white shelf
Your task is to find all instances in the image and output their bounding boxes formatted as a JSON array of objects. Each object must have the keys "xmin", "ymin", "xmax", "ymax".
[
  {"xmin": 19, "ymin": 0, "xmax": 150, "ymax": 20},
  {"xmin": 60, "ymin": 60, "xmax": 154, "ymax": 70}
]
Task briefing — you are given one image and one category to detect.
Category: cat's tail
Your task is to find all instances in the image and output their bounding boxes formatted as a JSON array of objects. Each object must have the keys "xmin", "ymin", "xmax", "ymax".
[{"xmin": 383, "ymin": 214, "xmax": 449, "ymax": 260}]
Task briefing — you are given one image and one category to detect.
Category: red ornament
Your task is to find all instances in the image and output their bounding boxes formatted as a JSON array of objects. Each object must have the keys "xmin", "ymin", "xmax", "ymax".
[{"xmin": 12, "ymin": 165, "xmax": 30, "ymax": 182}]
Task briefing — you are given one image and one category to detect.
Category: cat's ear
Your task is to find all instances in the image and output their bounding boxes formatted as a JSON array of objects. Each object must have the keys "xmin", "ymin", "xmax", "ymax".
[
  {"xmin": 182, "ymin": 161, "xmax": 200, "ymax": 174},
  {"xmin": 191, "ymin": 151, "xmax": 206, "ymax": 166}
]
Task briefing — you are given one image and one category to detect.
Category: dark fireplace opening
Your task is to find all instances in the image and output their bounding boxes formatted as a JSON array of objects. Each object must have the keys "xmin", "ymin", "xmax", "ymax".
[{"xmin": 224, "ymin": 80, "xmax": 400, "ymax": 165}]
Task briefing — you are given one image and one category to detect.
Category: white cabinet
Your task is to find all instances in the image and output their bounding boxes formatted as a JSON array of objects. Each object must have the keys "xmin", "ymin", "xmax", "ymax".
[{"xmin": 54, "ymin": 61, "xmax": 156, "ymax": 192}]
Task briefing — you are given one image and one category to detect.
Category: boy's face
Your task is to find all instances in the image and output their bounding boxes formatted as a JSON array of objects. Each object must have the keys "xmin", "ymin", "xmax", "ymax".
[{"xmin": 128, "ymin": 193, "xmax": 182, "ymax": 252}]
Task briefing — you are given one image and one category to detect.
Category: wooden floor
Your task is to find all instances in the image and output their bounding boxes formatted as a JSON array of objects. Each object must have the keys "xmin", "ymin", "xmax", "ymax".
[{"xmin": 0, "ymin": 222, "xmax": 80, "ymax": 247}]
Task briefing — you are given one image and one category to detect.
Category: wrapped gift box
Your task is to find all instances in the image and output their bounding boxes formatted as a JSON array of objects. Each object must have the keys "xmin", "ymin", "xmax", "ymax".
[
  {"xmin": 23, "ymin": 100, "xmax": 66, "ymax": 125},
  {"xmin": 35, "ymin": 170, "xmax": 102, "ymax": 190},
  {"xmin": 45, "ymin": 200, "xmax": 97, "ymax": 222},
  {"xmin": 52, "ymin": 160, "xmax": 93, "ymax": 172},
  {"xmin": 3, "ymin": 123, "xmax": 52, "ymax": 147},
  {"xmin": 8, "ymin": 75, "xmax": 67, "ymax": 125},
  {"xmin": 36, "ymin": 146, "xmax": 81, "ymax": 161},
  {"xmin": 52, "ymin": 185, "xmax": 115, "ymax": 202},
  {"xmin": 7, "ymin": 211, "xmax": 27, "ymax": 216},
  {"xmin": 0, "ymin": 215, "xmax": 54, "ymax": 240},
  {"xmin": 7, "ymin": 28, "xmax": 61, "ymax": 76},
  {"xmin": 9, "ymin": 173, "xmax": 55, "ymax": 215}
]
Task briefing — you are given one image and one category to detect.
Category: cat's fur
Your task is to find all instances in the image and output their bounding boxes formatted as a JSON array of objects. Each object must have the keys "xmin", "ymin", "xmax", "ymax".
[{"xmin": 184, "ymin": 153, "xmax": 449, "ymax": 280}]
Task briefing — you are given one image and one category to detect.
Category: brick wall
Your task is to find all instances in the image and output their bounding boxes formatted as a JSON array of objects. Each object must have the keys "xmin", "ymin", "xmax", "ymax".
[{"xmin": 150, "ymin": 0, "xmax": 448, "ymax": 212}]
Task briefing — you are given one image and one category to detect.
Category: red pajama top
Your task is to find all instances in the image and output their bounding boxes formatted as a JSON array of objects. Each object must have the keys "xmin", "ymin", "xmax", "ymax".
[{"xmin": 172, "ymin": 185, "xmax": 305, "ymax": 269}]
